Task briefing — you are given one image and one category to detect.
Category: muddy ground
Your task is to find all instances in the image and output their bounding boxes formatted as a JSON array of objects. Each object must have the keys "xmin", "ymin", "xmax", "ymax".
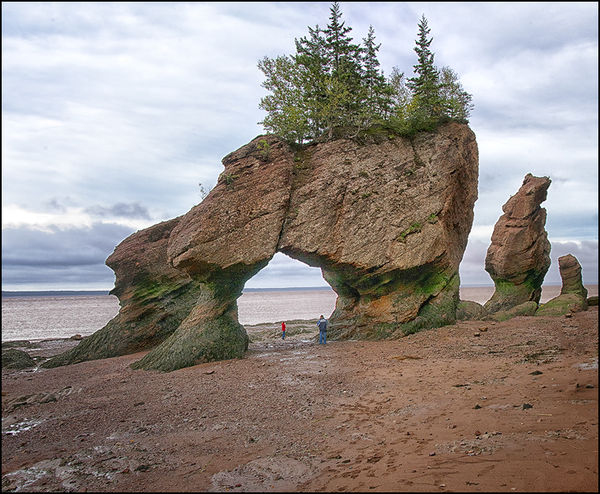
[{"xmin": 2, "ymin": 308, "xmax": 598, "ymax": 492}]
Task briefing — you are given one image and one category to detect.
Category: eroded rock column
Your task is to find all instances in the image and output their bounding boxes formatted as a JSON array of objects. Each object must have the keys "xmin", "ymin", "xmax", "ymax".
[
  {"xmin": 131, "ymin": 265, "xmax": 260, "ymax": 372},
  {"xmin": 558, "ymin": 254, "xmax": 588, "ymax": 299},
  {"xmin": 484, "ymin": 174, "xmax": 551, "ymax": 313}
]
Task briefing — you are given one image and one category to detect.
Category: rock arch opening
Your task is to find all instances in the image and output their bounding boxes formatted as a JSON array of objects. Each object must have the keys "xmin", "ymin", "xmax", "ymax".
[{"xmin": 238, "ymin": 252, "xmax": 335, "ymax": 327}]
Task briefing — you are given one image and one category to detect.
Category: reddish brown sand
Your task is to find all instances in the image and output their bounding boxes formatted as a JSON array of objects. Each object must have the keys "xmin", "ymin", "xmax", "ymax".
[{"xmin": 2, "ymin": 308, "xmax": 598, "ymax": 492}]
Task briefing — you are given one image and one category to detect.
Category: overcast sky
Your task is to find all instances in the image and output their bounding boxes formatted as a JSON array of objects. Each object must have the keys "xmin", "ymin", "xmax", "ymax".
[{"xmin": 2, "ymin": 2, "xmax": 598, "ymax": 291}]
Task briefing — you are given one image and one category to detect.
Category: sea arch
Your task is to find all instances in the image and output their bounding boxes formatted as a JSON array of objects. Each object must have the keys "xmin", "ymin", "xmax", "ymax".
[{"xmin": 43, "ymin": 123, "xmax": 479, "ymax": 372}]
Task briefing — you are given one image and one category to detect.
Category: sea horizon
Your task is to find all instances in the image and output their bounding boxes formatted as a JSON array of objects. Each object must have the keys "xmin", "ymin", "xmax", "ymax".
[
  {"xmin": 2, "ymin": 281, "xmax": 598, "ymax": 297},
  {"xmin": 3, "ymin": 282, "xmax": 598, "ymax": 298}
]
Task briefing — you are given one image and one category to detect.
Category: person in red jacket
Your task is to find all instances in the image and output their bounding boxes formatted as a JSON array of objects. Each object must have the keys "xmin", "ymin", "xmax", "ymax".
[{"xmin": 281, "ymin": 321, "xmax": 286, "ymax": 340}]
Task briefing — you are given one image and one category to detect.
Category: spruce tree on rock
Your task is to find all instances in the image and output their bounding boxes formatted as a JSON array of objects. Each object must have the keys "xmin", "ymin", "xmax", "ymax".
[
  {"xmin": 324, "ymin": 2, "xmax": 361, "ymax": 81},
  {"xmin": 361, "ymin": 25, "xmax": 393, "ymax": 124},
  {"xmin": 407, "ymin": 15, "xmax": 442, "ymax": 128},
  {"xmin": 294, "ymin": 24, "xmax": 329, "ymax": 139},
  {"xmin": 323, "ymin": 1, "xmax": 363, "ymax": 136}
]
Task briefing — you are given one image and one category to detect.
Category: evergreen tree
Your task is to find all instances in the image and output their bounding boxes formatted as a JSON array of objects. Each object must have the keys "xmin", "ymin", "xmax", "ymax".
[
  {"xmin": 407, "ymin": 15, "xmax": 442, "ymax": 126},
  {"xmin": 361, "ymin": 25, "xmax": 393, "ymax": 122},
  {"xmin": 323, "ymin": 2, "xmax": 361, "ymax": 81},
  {"xmin": 322, "ymin": 1, "xmax": 364, "ymax": 136}
]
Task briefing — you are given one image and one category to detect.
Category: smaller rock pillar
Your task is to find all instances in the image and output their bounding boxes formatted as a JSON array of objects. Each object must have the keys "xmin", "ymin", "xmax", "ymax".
[
  {"xmin": 558, "ymin": 254, "xmax": 588, "ymax": 299},
  {"xmin": 535, "ymin": 254, "xmax": 588, "ymax": 316}
]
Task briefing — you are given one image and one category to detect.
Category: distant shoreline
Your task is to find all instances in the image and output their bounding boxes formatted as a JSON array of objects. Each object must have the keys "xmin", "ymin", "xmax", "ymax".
[
  {"xmin": 1, "ymin": 290, "xmax": 111, "ymax": 298},
  {"xmin": 4, "ymin": 283, "xmax": 598, "ymax": 298},
  {"xmin": 1, "ymin": 287, "xmax": 334, "ymax": 297}
]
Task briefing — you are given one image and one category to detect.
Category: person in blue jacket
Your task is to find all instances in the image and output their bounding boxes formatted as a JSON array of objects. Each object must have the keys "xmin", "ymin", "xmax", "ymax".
[{"xmin": 317, "ymin": 315, "xmax": 328, "ymax": 344}]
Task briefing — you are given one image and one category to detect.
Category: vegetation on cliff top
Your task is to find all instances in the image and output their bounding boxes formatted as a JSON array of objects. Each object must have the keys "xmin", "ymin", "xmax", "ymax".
[{"xmin": 258, "ymin": 2, "xmax": 473, "ymax": 144}]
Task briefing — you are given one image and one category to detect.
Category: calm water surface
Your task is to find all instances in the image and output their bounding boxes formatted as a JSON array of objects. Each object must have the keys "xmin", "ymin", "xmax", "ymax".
[
  {"xmin": 2, "ymin": 285, "xmax": 596, "ymax": 342},
  {"xmin": 2, "ymin": 295, "xmax": 121, "ymax": 342},
  {"xmin": 1, "ymin": 290, "xmax": 338, "ymax": 341}
]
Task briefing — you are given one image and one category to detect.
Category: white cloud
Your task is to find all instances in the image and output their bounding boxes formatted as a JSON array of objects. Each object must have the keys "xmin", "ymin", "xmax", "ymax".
[
  {"xmin": 2, "ymin": 203, "xmax": 155, "ymax": 232},
  {"xmin": 246, "ymin": 253, "xmax": 328, "ymax": 289}
]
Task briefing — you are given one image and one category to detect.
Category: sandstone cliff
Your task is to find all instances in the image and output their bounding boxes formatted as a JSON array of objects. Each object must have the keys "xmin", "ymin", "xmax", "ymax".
[
  {"xmin": 484, "ymin": 174, "xmax": 551, "ymax": 313},
  {"xmin": 44, "ymin": 122, "xmax": 479, "ymax": 372}
]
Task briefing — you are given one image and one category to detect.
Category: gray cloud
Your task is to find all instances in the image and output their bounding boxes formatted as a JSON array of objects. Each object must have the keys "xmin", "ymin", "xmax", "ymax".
[
  {"xmin": 43, "ymin": 198, "xmax": 68, "ymax": 213},
  {"xmin": 460, "ymin": 237, "xmax": 598, "ymax": 287},
  {"xmin": 85, "ymin": 202, "xmax": 151, "ymax": 220},
  {"xmin": 1, "ymin": 223, "xmax": 134, "ymax": 289}
]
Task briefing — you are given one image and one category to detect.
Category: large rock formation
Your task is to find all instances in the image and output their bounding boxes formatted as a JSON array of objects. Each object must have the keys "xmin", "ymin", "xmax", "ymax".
[
  {"xmin": 536, "ymin": 254, "xmax": 588, "ymax": 316},
  {"xmin": 45, "ymin": 122, "xmax": 479, "ymax": 372},
  {"xmin": 484, "ymin": 174, "xmax": 551, "ymax": 313}
]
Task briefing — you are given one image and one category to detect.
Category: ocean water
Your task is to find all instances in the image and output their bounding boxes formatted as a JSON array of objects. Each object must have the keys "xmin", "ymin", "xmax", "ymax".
[
  {"xmin": 2, "ymin": 285, "xmax": 597, "ymax": 342},
  {"xmin": 2, "ymin": 295, "xmax": 121, "ymax": 342},
  {"xmin": 0, "ymin": 289, "xmax": 337, "ymax": 342}
]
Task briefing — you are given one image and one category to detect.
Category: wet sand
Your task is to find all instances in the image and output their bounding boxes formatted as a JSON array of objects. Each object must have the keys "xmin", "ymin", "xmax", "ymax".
[{"xmin": 2, "ymin": 308, "xmax": 598, "ymax": 492}]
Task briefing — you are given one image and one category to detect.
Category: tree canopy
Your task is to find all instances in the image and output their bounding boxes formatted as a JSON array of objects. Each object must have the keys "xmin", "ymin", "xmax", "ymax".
[{"xmin": 258, "ymin": 3, "xmax": 473, "ymax": 144}]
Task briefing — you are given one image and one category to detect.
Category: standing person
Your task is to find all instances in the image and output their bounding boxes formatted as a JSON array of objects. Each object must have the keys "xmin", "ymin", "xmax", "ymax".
[
  {"xmin": 281, "ymin": 321, "xmax": 286, "ymax": 340},
  {"xmin": 317, "ymin": 315, "xmax": 328, "ymax": 344}
]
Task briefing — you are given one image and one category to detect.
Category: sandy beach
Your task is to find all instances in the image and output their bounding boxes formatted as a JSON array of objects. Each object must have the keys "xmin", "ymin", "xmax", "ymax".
[{"xmin": 2, "ymin": 306, "xmax": 598, "ymax": 492}]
